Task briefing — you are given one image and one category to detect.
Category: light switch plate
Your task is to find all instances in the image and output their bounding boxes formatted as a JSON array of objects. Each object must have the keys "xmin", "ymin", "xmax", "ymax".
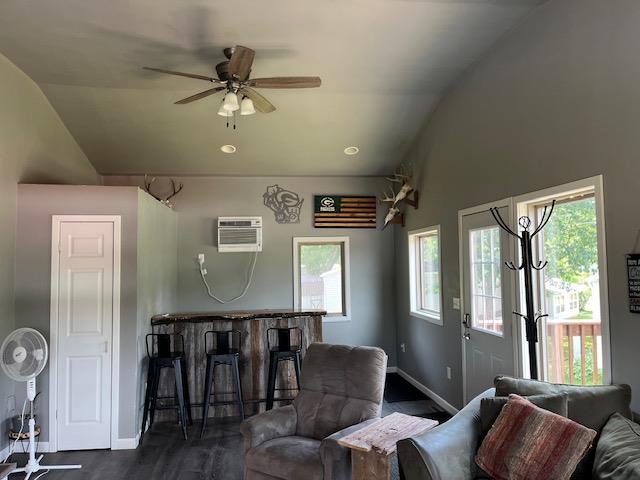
[{"xmin": 452, "ymin": 297, "xmax": 461, "ymax": 310}]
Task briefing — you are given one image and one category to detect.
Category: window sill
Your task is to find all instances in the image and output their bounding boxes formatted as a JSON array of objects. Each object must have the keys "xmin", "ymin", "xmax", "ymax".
[
  {"xmin": 410, "ymin": 310, "xmax": 443, "ymax": 326},
  {"xmin": 323, "ymin": 315, "xmax": 350, "ymax": 323}
]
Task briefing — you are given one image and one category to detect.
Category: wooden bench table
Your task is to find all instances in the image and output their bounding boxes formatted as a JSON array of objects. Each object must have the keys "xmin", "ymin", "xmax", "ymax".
[{"xmin": 338, "ymin": 412, "xmax": 438, "ymax": 480}]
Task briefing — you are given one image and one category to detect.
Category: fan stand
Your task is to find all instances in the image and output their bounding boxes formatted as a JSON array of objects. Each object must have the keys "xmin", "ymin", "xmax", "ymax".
[{"xmin": 9, "ymin": 379, "xmax": 81, "ymax": 479}]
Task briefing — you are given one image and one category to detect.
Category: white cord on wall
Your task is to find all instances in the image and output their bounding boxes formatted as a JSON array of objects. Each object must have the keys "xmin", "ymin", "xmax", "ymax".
[{"xmin": 198, "ymin": 252, "xmax": 259, "ymax": 304}]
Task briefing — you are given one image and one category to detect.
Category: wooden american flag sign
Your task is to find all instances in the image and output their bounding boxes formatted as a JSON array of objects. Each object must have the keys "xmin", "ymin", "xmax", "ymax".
[{"xmin": 314, "ymin": 195, "xmax": 377, "ymax": 229}]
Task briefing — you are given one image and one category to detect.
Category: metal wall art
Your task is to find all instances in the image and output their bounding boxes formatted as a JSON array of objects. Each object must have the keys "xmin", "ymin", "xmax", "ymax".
[{"xmin": 263, "ymin": 185, "xmax": 304, "ymax": 223}]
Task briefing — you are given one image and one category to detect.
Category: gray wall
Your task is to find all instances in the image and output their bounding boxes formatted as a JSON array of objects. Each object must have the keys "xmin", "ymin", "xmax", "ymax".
[
  {"xmin": 14, "ymin": 185, "xmax": 140, "ymax": 442},
  {"xmin": 135, "ymin": 190, "xmax": 177, "ymax": 434},
  {"xmin": 395, "ymin": 0, "xmax": 640, "ymax": 411},
  {"xmin": 0, "ymin": 52, "xmax": 98, "ymax": 451},
  {"xmin": 106, "ymin": 176, "xmax": 397, "ymax": 366}
]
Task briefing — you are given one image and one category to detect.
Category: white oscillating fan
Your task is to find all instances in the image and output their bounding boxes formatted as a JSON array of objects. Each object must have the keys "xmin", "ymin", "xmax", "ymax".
[{"xmin": 0, "ymin": 328, "xmax": 81, "ymax": 479}]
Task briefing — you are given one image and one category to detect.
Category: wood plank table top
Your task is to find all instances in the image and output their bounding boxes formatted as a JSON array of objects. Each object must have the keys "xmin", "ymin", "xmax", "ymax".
[
  {"xmin": 151, "ymin": 309, "xmax": 327, "ymax": 325},
  {"xmin": 338, "ymin": 412, "xmax": 438, "ymax": 455},
  {"xmin": 0, "ymin": 463, "xmax": 16, "ymax": 478}
]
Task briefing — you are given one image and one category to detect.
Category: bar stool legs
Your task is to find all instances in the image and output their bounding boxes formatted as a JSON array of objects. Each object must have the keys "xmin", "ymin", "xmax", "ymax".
[
  {"xmin": 200, "ymin": 354, "xmax": 245, "ymax": 438},
  {"xmin": 266, "ymin": 351, "xmax": 302, "ymax": 411},
  {"xmin": 140, "ymin": 356, "xmax": 191, "ymax": 444},
  {"xmin": 200, "ymin": 356, "xmax": 215, "ymax": 438}
]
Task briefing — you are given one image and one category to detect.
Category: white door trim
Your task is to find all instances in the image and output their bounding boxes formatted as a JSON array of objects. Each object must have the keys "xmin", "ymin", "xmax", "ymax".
[
  {"xmin": 458, "ymin": 198, "xmax": 517, "ymax": 405},
  {"xmin": 49, "ymin": 215, "xmax": 122, "ymax": 452},
  {"xmin": 513, "ymin": 175, "xmax": 611, "ymax": 384}
]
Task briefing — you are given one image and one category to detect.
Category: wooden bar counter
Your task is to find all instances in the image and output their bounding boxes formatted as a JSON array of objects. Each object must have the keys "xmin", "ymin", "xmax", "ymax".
[{"xmin": 151, "ymin": 309, "xmax": 325, "ymax": 419}]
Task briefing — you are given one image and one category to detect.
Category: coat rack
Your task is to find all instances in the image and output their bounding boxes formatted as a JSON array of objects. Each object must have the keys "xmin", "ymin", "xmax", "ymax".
[{"xmin": 489, "ymin": 200, "xmax": 555, "ymax": 380}]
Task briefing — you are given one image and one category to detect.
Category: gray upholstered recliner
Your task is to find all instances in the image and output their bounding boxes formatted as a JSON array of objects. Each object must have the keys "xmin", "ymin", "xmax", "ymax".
[{"xmin": 240, "ymin": 343, "xmax": 387, "ymax": 480}]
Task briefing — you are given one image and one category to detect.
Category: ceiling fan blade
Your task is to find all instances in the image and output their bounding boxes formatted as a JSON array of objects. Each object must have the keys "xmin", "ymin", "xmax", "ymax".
[
  {"xmin": 174, "ymin": 87, "xmax": 226, "ymax": 104},
  {"xmin": 247, "ymin": 77, "xmax": 321, "ymax": 89},
  {"xmin": 239, "ymin": 88, "xmax": 276, "ymax": 113},
  {"xmin": 228, "ymin": 46, "xmax": 255, "ymax": 81},
  {"xmin": 142, "ymin": 67, "xmax": 222, "ymax": 83}
]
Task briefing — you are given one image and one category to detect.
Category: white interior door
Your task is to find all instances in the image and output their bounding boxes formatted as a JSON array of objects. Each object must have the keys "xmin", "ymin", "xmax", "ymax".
[
  {"xmin": 461, "ymin": 206, "xmax": 515, "ymax": 403},
  {"xmin": 55, "ymin": 220, "xmax": 115, "ymax": 450}
]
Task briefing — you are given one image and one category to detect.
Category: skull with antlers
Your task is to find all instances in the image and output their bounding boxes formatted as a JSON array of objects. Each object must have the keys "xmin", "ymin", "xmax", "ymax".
[{"xmin": 143, "ymin": 174, "xmax": 184, "ymax": 208}]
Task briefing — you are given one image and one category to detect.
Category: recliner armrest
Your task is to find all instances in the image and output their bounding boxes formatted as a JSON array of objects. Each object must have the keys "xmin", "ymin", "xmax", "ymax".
[
  {"xmin": 240, "ymin": 405, "xmax": 297, "ymax": 452},
  {"xmin": 320, "ymin": 418, "xmax": 381, "ymax": 480},
  {"xmin": 397, "ymin": 388, "xmax": 494, "ymax": 480}
]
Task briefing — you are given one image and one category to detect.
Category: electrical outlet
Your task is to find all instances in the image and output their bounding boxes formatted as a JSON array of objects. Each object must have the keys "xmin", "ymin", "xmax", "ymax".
[
  {"xmin": 452, "ymin": 297, "xmax": 461, "ymax": 310},
  {"xmin": 446, "ymin": 367, "xmax": 452, "ymax": 380},
  {"xmin": 197, "ymin": 253, "xmax": 205, "ymax": 265},
  {"xmin": 400, "ymin": 343, "xmax": 406, "ymax": 353}
]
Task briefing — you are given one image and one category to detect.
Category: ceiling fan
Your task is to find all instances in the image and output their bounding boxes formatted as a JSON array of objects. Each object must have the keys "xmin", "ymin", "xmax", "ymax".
[{"xmin": 143, "ymin": 45, "xmax": 321, "ymax": 116}]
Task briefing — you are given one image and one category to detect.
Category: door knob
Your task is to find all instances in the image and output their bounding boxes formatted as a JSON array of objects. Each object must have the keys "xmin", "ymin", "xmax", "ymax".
[{"xmin": 462, "ymin": 313, "xmax": 471, "ymax": 340}]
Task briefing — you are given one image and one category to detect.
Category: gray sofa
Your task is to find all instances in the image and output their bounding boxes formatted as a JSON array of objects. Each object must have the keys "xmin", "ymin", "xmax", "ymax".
[
  {"xmin": 240, "ymin": 343, "xmax": 387, "ymax": 480},
  {"xmin": 397, "ymin": 376, "xmax": 633, "ymax": 480}
]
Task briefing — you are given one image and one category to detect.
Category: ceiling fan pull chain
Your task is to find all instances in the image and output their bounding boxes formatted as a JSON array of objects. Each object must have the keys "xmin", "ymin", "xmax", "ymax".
[{"xmin": 233, "ymin": 111, "xmax": 237, "ymax": 130}]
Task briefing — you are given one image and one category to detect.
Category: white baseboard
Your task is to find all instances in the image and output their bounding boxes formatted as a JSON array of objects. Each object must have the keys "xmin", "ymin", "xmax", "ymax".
[
  {"xmin": 396, "ymin": 368, "xmax": 459, "ymax": 416},
  {"xmin": 386, "ymin": 366, "xmax": 398, "ymax": 373},
  {"xmin": 0, "ymin": 444, "xmax": 9, "ymax": 462},
  {"xmin": 112, "ymin": 433, "xmax": 139, "ymax": 450},
  {"xmin": 0, "ymin": 440, "xmax": 51, "ymax": 461}
]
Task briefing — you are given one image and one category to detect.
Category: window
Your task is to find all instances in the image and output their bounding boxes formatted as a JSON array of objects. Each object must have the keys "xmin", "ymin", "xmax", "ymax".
[
  {"xmin": 469, "ymin": 226, "xmax": 503, "ymax": 335},
  {"xmin": 516, "ymin": 176, "xmax": 609, "ymax": 386},
  {"xmin": 408, "ymin": 226, "xmax": 442, "ymax": 324},
  {"xmin": 293, "ymin": 237, "xmax": 350, "ymax": 321}
]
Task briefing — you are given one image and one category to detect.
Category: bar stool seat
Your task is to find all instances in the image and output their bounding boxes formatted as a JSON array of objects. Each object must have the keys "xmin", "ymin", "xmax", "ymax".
[
  {"xmin": 201, "ymin": 330, "xmax": 245, "ymax": 438},
  {"xmin": 140, "ymin": 333, "xmax": 192, "ymax": 444},
  {"xmin": 266, "ymin": 327, "xmax": 303, "ymax": 411}
]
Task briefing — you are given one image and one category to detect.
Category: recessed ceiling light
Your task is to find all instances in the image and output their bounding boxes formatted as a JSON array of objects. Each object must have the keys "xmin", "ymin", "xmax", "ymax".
[
  {"xmin": 221, "ymin": 145, "xmax": 236, "ymax": 154},
  {"xmin": 344, "ymin": 146, "xmax": 359, "ymax": 155}
]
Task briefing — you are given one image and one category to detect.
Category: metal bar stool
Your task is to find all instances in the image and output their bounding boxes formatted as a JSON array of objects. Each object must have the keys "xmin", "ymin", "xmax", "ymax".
[
  {"xmin": 265, "ymin": 327, "xmax": 302, "ymax": 410},
  {"xmin": 140, "ymin": 333, "xmax": 192, "ymax": 443},
  {"xmin": 200, "ymin": 330, "xmax": 244, "ymax": 438}
]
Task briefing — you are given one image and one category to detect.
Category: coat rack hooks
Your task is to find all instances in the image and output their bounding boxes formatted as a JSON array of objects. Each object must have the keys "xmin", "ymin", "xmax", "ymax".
[{"xmin": 489, "ymin": 200, "xmax": 555, "ymax": 380}]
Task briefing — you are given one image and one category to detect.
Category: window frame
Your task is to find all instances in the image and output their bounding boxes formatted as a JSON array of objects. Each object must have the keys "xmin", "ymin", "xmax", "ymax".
[
  {"xmin": 514, "ymin": 175, "xmax": 610, "ymax": 384},
  {"xmin": 292, "ymin": 236, "xmax": 351, "ymax": 322},
  {"xmin": 408, "ymin": 225, "xmax": 443, "ymax": 325}
]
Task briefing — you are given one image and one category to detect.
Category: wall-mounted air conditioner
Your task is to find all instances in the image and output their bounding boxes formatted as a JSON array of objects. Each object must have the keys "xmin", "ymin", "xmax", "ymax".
[{"xmin": 217, "ymin": 216, "xmax": 263, "ymax": 252}]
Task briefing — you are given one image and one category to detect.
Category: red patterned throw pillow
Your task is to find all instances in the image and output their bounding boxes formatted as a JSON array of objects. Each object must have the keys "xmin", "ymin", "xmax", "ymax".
[{"xmin": 476, "ymin": 394, "xmax": 596, "ymax": 480}]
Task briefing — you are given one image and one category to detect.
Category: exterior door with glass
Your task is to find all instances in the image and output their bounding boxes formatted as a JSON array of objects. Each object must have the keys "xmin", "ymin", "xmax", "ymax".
[{"xmin": 461, "ymin": 205, "xmax": 515, "ymax": 403}]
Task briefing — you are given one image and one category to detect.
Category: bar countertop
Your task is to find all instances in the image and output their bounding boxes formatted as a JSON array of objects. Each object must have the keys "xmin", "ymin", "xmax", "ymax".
[{"xmin": 151, "ymin": 309, "xmax": 327, "ymax": 325}]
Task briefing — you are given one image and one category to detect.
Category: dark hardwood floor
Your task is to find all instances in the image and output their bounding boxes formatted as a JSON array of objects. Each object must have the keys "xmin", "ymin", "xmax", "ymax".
[{"xmin": 8, "ymin": 374, "xmax": 449, "ymax": 480}]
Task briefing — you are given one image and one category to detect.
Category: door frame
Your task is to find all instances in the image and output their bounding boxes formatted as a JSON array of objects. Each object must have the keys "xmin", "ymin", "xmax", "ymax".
[
  {"xmin": 49, "ymin": 215, "xmax": 122, "ymax": 452},
  {"xmin": 512, "ymin": 175, "xmax": 611, "ymax": 384},
  {"xmin": 458, "ymin": 198, "xmax": 519, "ymax": 404}
]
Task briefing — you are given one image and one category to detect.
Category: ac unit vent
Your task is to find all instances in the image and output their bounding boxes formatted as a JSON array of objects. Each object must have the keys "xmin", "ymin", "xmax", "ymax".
[{"xmin": 217, "ymin": 216, "xmax": 262, "ymax": 252}]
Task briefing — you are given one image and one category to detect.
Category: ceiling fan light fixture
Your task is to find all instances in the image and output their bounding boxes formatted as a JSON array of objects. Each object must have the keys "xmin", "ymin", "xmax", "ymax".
[
  {"xmin": 217, "ymin": 103, "xmax": 233, "ymax": 117},
  {"xmin": 344, "ymin": 146, "xmax": 359, "ymax": 155},
  {"xmin": 240, "ymin": 97, "xmax": 256, "ymax": 115},
  {"xmin": 222, "ymin": 91, "xmax": 240, "ymax": 112}
]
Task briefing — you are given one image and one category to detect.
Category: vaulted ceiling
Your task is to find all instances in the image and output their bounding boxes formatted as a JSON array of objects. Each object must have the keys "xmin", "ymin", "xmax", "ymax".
[{"xmin": 0, "ymin": 0, "xmax": 544, "ymax": 176}]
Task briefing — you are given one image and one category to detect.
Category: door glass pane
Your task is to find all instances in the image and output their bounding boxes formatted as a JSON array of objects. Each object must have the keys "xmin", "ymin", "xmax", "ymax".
[
  {"xmin": 540, "ymin": 196, "xmax": 603, "ymax": 385},
  {"xmin": 420, "ymin": 234, "xmax": 440, "ymax": 313},
  {"xmin": 470, "ymin": 227, "xmax": 503, "ymax": 335},
  {"xmin": 299, "ymin": 243, "xmax": 344, "ymax": 314}
]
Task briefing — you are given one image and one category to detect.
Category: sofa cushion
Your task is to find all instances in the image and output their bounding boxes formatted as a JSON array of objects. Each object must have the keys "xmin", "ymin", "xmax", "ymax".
[
  {"xmin": 494, "ymin": 376, "xmax": 632, "ymax": 432},
  {"xmin": 480, "ymin": 393, "xmax": 568, "ymax": 438},
  {"xmin": 494, "ymin": 376, "xmax": 632, "ymax": 479},
  {"xmin": 476, "ymin": 394, "xmax": 596, "ymax": 480},
  {"xmin": 245, "ymin": 436, "xmax": 323, "ymax": 480},
  {"xmin": 593, "ymin": 413, "xmax": 640, "ymax": 479},
  {"xmin": 293, "ymin": 343, "xmax": 387, "ymax": 440}
]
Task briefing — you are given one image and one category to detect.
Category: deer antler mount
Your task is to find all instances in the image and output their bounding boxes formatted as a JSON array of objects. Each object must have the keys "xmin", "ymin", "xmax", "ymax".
[{"xmin": 143, "ymin": 174, "xmax": 184, "ymax": 208}]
